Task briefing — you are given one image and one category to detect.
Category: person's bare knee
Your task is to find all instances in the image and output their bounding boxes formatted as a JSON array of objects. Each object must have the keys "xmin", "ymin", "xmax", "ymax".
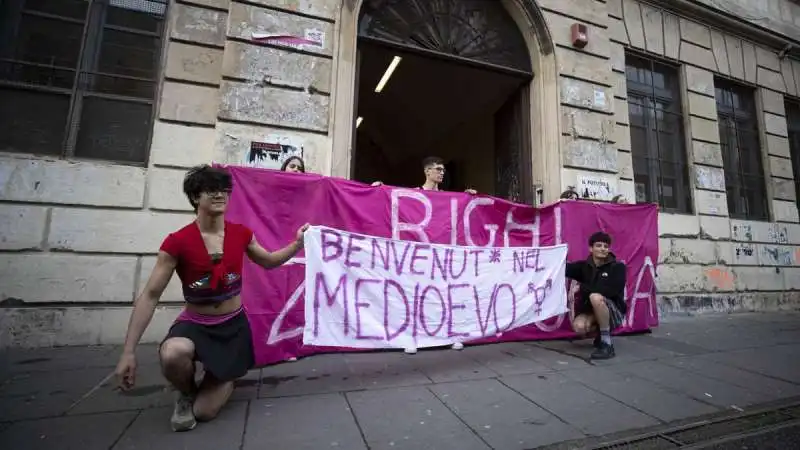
[
  {"xmin": 572, "ymin": 316, "xmax": 592, "ymax": 335},
  {"xmin": 160, "ymin": 338, "xmax": 194, "ymax": 369},
  {"xmin": 589, "ymin": 294, "xmax": 611, "ymax": 328},
  {"xmin": 589, "ymin": 293, "xmax": 607, "ymax": 311},
  {"xmin": 193, "ymin": 378, "xmax": 234, "ymax": 422},
  {"xmin": 160, "ymin": 338, "xmax": 196, "ymax": 391}
]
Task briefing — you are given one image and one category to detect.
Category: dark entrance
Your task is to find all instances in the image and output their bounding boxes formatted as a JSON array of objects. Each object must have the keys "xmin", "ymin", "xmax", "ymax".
[{"xmin": 352, "ymin": 0, "xmax": 535, "ymax": 203}]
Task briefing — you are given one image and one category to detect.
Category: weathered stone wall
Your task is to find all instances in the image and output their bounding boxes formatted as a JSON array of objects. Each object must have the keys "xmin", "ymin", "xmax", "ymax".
[
  {"xmin": 0, "ymin": 0, "xmax": 339, "ymax": 347},
  {"xmin": 539, "ymin": 0, "xmax": 631, "ymax": 202},
  {"xmin": 691, "ymin": 0, "xmax": 800, "ymax": 43},
  {"xmin": 608, "ymin": 0, "xmax": 800, "ymax": 314},
  {"xmin": 2, "ymin": 0, "xmax": 800, "ymax": 347}
]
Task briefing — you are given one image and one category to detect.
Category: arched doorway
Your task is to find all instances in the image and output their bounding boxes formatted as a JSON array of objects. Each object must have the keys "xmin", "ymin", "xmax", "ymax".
[
  {"xmin": 352, "ymin": 0, "xmax": 535, "ymax": 203},
  {"xmin": 330, "ymin": 0, "xmax": 560, "ymax": 205}
]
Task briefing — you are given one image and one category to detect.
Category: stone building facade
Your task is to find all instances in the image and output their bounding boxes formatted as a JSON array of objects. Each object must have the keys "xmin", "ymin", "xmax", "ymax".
[{"xmin": 1, "ymin": 0, "xmax": 799, "ymax": 347}]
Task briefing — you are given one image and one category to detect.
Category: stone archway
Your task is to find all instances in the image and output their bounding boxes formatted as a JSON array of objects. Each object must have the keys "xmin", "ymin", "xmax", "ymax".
[{"xmin": 330, "ymin": 0, "xmax": 561, "ymax": 204}]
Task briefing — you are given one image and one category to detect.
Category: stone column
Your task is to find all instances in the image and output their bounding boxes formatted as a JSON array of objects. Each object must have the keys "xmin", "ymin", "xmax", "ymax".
[
  {"xmin": 536, "ymin": 0, "xmax": 620, "ymax": 201},
  {"xmin": 759, "ymin": 88, "xmax": 800, "ymax": 222},
  {"xmin": 683, "ymin": 66, "xmax": 729, "ymax": 217}
]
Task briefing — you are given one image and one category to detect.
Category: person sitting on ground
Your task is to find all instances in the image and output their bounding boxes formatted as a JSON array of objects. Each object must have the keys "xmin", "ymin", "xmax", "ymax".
[
  {"xmin": 281, "ymin": 156, "xmax": 306, "ymax": 173},
  {"xmin": 371, "ymin": 156, "xmax": 478, "ymax": 195},
  {"xmin": 565, "ymin": 231, "xmax": 627, "ymax": 360},
  {"xmin": 114, "ymin": 165, "xmax": 309, "ymax": 432}
]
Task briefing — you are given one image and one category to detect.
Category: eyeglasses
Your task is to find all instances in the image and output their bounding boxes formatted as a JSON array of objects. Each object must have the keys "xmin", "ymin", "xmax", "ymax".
[
  {"xmin": 203, "ymin": 189, "xmax": 232, "ymax": 195},
  {"xmin": 428, "ymin": 167, "xmax": 445, "ymax": 173}
]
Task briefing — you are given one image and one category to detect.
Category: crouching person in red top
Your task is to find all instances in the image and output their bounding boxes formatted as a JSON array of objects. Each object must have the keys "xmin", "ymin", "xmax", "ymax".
[{"xmin": 114, "ymin": 165, "xmax": 308, "ymax": 432}]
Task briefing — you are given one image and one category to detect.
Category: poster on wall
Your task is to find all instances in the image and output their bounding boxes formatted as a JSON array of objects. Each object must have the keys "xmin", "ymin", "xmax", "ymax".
[
  {"xmin": 251, "ymin": 29, "xmax": 325, "ymax": 50},
  {"xmin": 577, "ymin": 175, "xmax": 617, "ymax": 201},
  {"xmin": 243, "ymin": 135, "xmax": 304, "ymax": 170}
]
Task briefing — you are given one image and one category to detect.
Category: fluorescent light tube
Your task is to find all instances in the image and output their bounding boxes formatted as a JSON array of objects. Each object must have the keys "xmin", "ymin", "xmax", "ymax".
[{"xmin": 375, "ymin": 56, "xmax": 402, "ymax": 93}]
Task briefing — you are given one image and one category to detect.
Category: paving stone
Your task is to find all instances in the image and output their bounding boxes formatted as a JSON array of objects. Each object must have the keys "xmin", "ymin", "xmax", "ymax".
[
  {"xmin": 531, "ymin": 337, "xmax": 683, "ymax": 366},
  {"xmin": 347, "ymin": 354, "xmax": 433, "ymax": 391},
  {"xmin": 259, "ymin": 354, "xmax": 363, "ymax": 398},
  {"xmin": 0, "ymin": 368, "xmax": 113, "ymax": 420},
  {"xmin": 244, "ymin": 394, "xmax": 367, "ymax": 450},
  {"xmin": 408, "ymin": 348, "xmax": 497, "ymax": 382},
  {"xmin": 430, "ymin": 379, "xmax": 585, "ymax": 449},
  {"xmin": 69, "ymin": 364, "xmax": 172, "ymax": 415},
  {"xmin": 608, "ymin": 360, "xmax": 770, "ymax": 410},
  {"xmin": 112, "ymin": 400, "xmax": 247, "ymax": 450},
  {"xmin": 1, "ymin": 345, "xmax": 118, "ymax": 373},
  {"xmin": 231, "ymin": 369, "xmax": 261, "ymax": 401},
  {"xmin": 561, "ymin": 366, "xmax": 720, "ymax": 422},
  {"xmin": 465, "ymin": 343, "xmax": 558, "ymax": 375},
  {"xmin": 703, "ymin": 344, "xmax": 800, "ymax": 385},
  {"xmin": 0, "ymin": 411, "xmax": 136, "ymax": 450},
  {"xmin": 500, "ymin": 372, "xmax": 658, "ymax": 436},
  {"xmin": 660, "ymin": 356, "xmax": 800, "ymax": 401},
  {"xmin": 347, "ymin": 386, "xmax": 490, "ymax": 450},
  {"xmin": 627, "ymin": 334, "xmax": 711, "ymax": 356}
]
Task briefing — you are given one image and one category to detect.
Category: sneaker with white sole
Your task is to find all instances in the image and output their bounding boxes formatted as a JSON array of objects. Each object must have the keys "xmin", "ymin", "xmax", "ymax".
[{"xmin": 171, "ymin": 392, "xmax": 197, "ymax": 432}]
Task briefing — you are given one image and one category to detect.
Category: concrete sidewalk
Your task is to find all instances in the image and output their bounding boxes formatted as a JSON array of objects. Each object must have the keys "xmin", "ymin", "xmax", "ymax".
[{"xmin": 1, "ymin": 312, "xmax": 799, "ymax": 450}]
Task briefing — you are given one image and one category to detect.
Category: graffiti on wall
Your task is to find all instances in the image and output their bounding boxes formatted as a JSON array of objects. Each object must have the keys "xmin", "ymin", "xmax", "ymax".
[{"xmin": 705, "ymin": 268, "xmax": 734, "ymax": 291}]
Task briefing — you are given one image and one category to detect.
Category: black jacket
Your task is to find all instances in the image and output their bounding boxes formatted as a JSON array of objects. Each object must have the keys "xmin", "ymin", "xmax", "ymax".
[{"xmin": 565, "ymin": 252, "xmax": 627, "ymax": 314}]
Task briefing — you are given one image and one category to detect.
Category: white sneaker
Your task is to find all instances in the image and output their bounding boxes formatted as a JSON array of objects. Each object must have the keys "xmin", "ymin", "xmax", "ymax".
[
  {"xmin": 451, "ymin": 342, "xmax": 464, "ymax": 350},
  {"xmin": 404, "ymin": 346, "xmax": 417, "ymax": 355},
  {"xmin": 170, "ymin": 391, "xmax": 197, "ymax": 432}
]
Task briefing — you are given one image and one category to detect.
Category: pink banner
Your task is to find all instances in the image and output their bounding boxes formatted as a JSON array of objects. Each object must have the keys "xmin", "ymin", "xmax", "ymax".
[{"xmin": 223, "ymin": 166, "xmax": 659, "ymax": 367}]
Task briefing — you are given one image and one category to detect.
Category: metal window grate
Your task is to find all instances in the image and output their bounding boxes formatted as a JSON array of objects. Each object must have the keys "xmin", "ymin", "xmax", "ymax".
[
  {"xmin": 0, "ymin": 0, "xmax": 167, "ymax": 164},
  {"xmin": 358, "ymin": 0, "xmax": 532, "ymax": 73},
  {"xmin": 714, "ymin": 78, "xmax": 768, "ymax": 220},
  {"xmin": 625, "ymin": 53, "xmax": 692, "ymax": 213}
]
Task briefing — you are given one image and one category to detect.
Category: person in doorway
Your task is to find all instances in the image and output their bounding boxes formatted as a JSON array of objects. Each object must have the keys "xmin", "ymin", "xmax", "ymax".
[
  {"xmin": 281, "ymin": 156, "xmax": 306, "ymax": 173},
  {"xmin": 371, "ymin": 156, "xmax": 478, "ymax": 195},
  {"xmin": 114, "ymin": 165, "xmax": 309, "ymax": 432},
  {"xmin": 565, "ymin": 231, "xmax": 627, "ymax": 360}
]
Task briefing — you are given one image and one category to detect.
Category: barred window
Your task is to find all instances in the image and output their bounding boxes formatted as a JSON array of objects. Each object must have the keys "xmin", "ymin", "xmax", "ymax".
[
  {"xmin": 714, "ymin": 78, "xmax": 767, "ymax": 220},
  {"xmin": 0, "ymin": 0, "xmax": 167, "ymax": 164},
  {"xmin": 625, "ymin": 53, "xmax": 692, "ymax": 213},
  {"xmin": 786, "ymin": 99, "xmax": 800, "ymax": 211}
]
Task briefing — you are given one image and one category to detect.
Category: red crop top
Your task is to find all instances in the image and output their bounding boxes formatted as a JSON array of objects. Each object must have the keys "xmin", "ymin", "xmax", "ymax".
[{"xmin": 160, "ymin": 221, "xmax": 253, "ymax": 305}]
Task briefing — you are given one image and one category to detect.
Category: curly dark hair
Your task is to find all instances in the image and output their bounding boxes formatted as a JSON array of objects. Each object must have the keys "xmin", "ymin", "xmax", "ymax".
[
  {"xmin": 183, "ymin": 165, "xmax": 232, "ymax": 212},
  {"xmin": 589, "ymin": 231, "xmax": 612, "ymax": 247}
]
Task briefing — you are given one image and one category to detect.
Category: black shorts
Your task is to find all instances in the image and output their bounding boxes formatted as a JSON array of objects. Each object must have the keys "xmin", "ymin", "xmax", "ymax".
[
  {"xmin": 575, "ymin": 297, "xmax": 625, "ymax": 330},
  {"xmin": 162, "ymin": 309, "xmax": 255, "ymax": 382}
]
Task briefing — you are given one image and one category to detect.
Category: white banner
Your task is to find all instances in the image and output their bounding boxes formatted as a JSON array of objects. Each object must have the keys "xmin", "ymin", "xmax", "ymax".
[{"xmin": 303, "ymin": 226, "xmax": 568, "ymax": 349}]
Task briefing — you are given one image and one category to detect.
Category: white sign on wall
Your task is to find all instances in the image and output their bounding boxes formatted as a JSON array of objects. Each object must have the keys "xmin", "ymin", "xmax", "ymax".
[
  {"xmin": 242, "ymin": 135, "xmax": 303, "ymax": 170},
  {"xmin": 577, "ymin": 175, "xmax": 617, "ymax": 201}
]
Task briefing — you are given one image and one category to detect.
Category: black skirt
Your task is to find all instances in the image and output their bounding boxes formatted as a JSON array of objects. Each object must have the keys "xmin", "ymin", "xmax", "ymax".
[{"xmin": 163, "ymin": 309, "xmax": 255, "ymax": 382}]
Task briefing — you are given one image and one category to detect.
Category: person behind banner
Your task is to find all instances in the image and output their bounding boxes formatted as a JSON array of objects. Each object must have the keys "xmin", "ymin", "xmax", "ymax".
[
  {"xmin": 281, "ymin": 156, "xmax": 306, "ymax": 173},
  {"xmin": 114, "ymin": 165, "xmax": 309, "ymax": 432},
  {"xmin": 371, "ymin": 156, "xmax": 474, "ymax": 354},
  {"xmin": 371, "ymin": 156, "xmax": 478, "ymax": 195},
  {"xmin": 565, "ymin": 231, "xmax": 626, "ymax": 360}
]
